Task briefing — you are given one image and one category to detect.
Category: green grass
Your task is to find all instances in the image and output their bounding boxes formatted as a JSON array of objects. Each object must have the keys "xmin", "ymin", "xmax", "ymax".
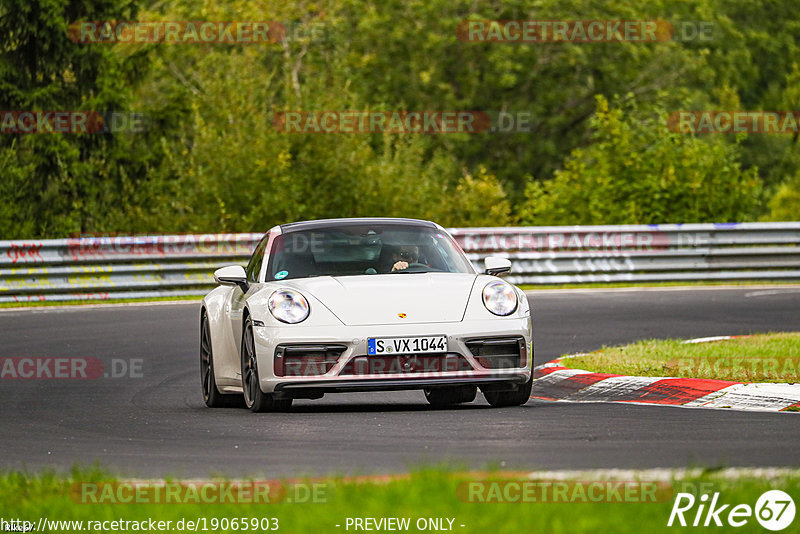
[
  {"xmin": 2, "ymin": 467, "xmax": 799, "ymax": 533},
  {"xmin": 0, "ymin": 295, "xmax": 204, "ymax": 309},
  {"xmin": 565, "ymin": 333, "xmax": 800, "ymax": 383}
]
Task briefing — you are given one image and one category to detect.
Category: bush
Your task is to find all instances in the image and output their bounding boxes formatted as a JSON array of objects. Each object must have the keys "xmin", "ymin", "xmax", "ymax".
[
  {"xmin": 519, "ymin": 95, "xmax": 762, "ymax": 225},
  {"xmin": 762, "ymin": 170, "xmax": 800, "ymax": 221}
]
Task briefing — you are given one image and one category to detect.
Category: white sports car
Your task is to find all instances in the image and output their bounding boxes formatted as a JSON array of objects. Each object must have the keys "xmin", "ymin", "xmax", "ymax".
[{"xmin": 200, "ymin": 217, "xmax": 533, "ymax": 412}]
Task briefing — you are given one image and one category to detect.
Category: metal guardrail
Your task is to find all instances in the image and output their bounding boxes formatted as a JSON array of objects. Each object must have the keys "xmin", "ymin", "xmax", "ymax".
[
  {"xmin": 450, "ymin": 222, "xmax": 800, "ymax": 286},
  {"xmin": 1, "ymin": 223, "xmax": 799, "ymax": 303},
  {"xmin": 0, "ymin": 234, "xmax": 261, "ymax": 303}
]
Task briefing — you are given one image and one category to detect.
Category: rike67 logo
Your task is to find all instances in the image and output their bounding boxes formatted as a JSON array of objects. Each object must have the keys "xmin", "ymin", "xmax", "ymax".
[{"xmin": 668, "ymin": 490, "xmax": 795, "ymax": 530}]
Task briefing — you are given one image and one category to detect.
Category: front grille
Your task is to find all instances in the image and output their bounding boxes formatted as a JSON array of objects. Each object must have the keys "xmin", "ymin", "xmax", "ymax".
[
  {"xmin": 274, "ymin": 344, "xmax": 347, "ymax": 377},
  {"xmin": 339, "ymin": 353, "xmax": 471, "ymax": 375},
  {"xmin": 466, "ymin": 337, "xmax": 525, "ymax": 369}
]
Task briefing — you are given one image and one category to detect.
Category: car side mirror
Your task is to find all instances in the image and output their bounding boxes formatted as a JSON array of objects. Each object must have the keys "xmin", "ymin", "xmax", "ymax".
[
  {"xmin": 214, "ymin": 265, "xmax": 249, "ymax": 292},
  {"xmin": 484, "ymin": 257, "xmax": 512, "ymax": 276}
]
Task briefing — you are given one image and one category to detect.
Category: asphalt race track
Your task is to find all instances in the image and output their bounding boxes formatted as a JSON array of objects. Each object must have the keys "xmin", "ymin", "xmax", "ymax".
[{"xmin": 1, "ymin": 287, "xmax": 799, "ymax": 477}]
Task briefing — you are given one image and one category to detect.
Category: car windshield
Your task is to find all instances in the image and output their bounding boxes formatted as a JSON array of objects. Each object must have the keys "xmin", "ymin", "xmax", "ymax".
[{"xmin": 265, "ymin": 224, "xmax": 475, "ymax": 281}]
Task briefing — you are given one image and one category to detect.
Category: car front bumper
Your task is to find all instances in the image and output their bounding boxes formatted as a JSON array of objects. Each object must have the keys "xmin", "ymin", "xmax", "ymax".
[{"xmin": 251, "ymin": 318, "xmax": 533, "ymax": 396}]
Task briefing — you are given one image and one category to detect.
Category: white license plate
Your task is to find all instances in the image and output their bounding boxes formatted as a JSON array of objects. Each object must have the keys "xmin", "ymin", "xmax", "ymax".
[{"xmin": 367, "ymin": 336, "xmax": 447, "ymax": 355}]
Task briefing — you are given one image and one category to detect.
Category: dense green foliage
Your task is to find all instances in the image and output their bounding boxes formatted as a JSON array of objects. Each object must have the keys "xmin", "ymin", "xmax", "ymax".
[
  {"xmin": 519, "ymin": 95, "xmax": 762, "ymax": 224},
  {"xmin": 1, "ymin": 0, "xmax": 798, "ymax": 237}
]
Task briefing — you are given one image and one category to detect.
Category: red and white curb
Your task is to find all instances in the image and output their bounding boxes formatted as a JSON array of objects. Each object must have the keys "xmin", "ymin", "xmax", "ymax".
[{"xmin": 532, "ymin": 337, "xmax": 800, "ymax": 413}]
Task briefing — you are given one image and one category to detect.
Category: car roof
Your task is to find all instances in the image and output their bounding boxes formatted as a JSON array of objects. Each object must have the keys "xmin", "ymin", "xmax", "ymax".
[{"xmin": 279, "ymin": 217, "xmax": 438, "ymax": 233}]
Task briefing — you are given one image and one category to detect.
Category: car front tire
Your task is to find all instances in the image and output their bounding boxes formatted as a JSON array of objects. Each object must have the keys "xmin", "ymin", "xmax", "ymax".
[{"xmin": 241, "ymin": 315, "xmax": 292, "ymax": 413}]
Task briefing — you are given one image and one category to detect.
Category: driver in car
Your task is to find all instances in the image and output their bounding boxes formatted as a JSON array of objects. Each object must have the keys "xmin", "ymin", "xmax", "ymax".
[{"xmin": 391, "ymin": 245, "xmax": 420, "ymax": 272}]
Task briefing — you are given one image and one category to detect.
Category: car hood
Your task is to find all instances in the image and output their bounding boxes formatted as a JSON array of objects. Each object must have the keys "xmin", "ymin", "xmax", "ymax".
[{"xmin": 282, "ymin": 273, "xmax": 478, "ymax": 326}]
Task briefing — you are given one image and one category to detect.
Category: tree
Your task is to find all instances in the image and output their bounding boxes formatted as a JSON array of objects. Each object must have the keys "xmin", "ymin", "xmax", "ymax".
[
  {"xmin": 0, "ymin": 0, "xmax": 149, "ymax": 238},
  {"xmin": 763, "ymin": 169, "xmax": 800, "ymax": 221},
  {"xmin": 518, "ymin": 95, "xmax": 761, "ymax": 224}
]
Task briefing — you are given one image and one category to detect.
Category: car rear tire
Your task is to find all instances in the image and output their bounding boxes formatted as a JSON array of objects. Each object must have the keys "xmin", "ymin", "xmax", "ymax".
[
  {"xmin": 200, "ymin": 314, "xmax": 244, "ymax": 408},
  {"xmin": 241, "ymin": 315, "xmax": 293, "ymax": 413},
  {"xmin": 482, "ymin": 376, "xmax": 533, "ymax": 408},
  {"xmin": 424, "ymin": 385, "xmax": 477, "ymax": 407}
]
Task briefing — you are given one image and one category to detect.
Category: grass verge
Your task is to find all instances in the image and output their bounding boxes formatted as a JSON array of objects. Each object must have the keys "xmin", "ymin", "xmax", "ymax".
[
  {"xmin": 1, "ymin": 467, "xmax": 798, "ymax": 533},
  {"xmin": 564, "ymin": 332, "xmax": 800, "ymax": 383}
]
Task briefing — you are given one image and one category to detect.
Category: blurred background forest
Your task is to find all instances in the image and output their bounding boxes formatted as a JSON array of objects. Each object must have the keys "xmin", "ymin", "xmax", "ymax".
[{"xmin": 1, "ymin": 0, "xmax": 799, "ymax": 238}]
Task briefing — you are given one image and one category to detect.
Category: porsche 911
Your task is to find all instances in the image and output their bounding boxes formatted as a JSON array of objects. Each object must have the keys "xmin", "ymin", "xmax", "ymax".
[{"xmin": 200, "ymin": 217, "xmax": 533, "ymax": 412}]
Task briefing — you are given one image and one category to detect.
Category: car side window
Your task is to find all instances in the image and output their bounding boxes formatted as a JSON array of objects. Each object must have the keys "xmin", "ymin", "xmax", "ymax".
[{"xmin": 245, "ymin": 237, "xmax": 268, "ymax": 282}]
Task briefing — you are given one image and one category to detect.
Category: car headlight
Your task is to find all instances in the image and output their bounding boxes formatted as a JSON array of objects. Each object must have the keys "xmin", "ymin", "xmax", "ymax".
[
  {"xmin": 268, "ymin": 289, "xmax": 310, "ymax": 323},
  {"xmin": 482, "ymin": 281, "xmax": 517, "ymax": 316}
]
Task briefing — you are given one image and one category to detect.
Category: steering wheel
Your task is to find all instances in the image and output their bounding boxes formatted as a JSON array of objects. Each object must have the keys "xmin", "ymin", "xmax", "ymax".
[{"xmin": 394, "ymin": 262, "xmax": 432, "ymax": 272}]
